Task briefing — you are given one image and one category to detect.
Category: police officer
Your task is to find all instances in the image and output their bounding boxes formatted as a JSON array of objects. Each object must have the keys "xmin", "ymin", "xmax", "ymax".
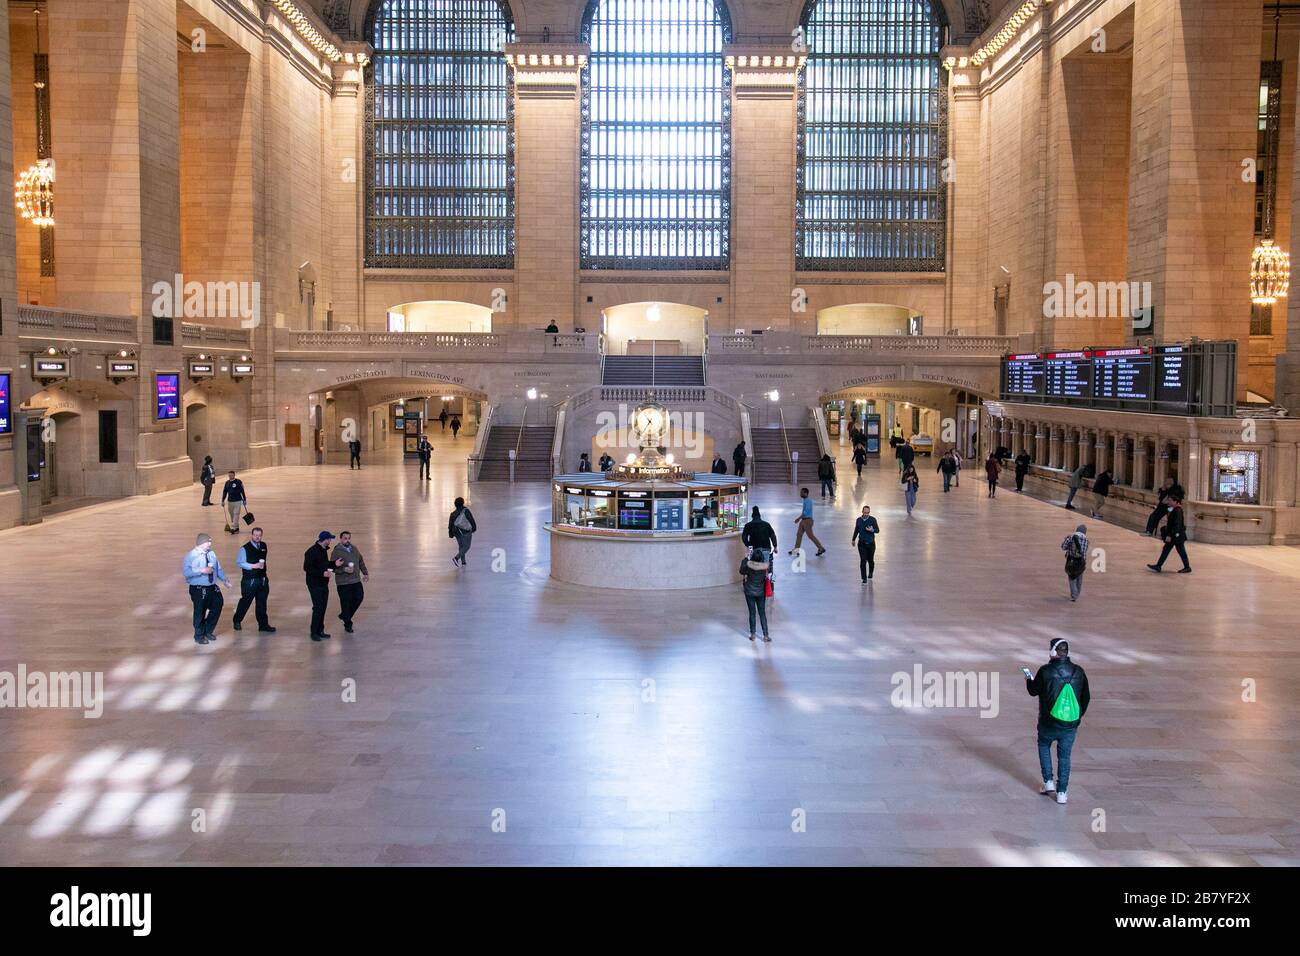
[{"xmin": 232, "ymin": 526, "xmax": 276, "ymax": 633}]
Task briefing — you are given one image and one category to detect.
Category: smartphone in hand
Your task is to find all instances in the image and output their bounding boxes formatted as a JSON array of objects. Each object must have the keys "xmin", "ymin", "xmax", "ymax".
[{"xmin": 1021, "ymin": 667, "xmax": 1033, "ymax": 679}]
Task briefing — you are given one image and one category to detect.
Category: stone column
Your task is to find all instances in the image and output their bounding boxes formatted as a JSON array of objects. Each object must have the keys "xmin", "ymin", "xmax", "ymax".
[
  {"xmin": 728, "ymin": 47, "xmax": 800, "ymax": 332},
  {"xmin": 1094, "ymin": 431, "xmax": 1109, "ymax": 474},
  {"xmin": 1153, "ymin": 440, "xmax": 1169, "ymax": 489},
  {"xmin": 507, "ymin": 44, "xmax": 586, "ymax": 331},
  {"xmin": 1133, "ymin": 437, "xmax": 1150, "ymax": 490},
  {"xmin": 1035, "ymin": 423, "xmax": 1047, "ymax": 465},
  {"xmin": 49, "ymin": 0, "xmax": 189, "ymax": 494},
  {"xmin": 1127, "ymin": 0, "xmax": 1257, "ymax": 396},
  {"xmin": 1048, "ymin": 426, "xmax": 1061, "ymax": 470},
  {"xmin": 1113, "ymin": 434, "xmax": 1129, "ymax": 485},
  {"xmin": 329, "ymin": 49, "xmax": 367, "ymax": 330},
  {"xmin": 0, "ymin": 0, "xmax": 21, "ymax": 529}
]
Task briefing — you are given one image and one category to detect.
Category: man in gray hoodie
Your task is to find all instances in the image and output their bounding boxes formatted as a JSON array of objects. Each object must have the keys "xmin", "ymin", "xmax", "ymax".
[{"xmin": 330, "ymin": 531, "xmax": 370, "ymax": 633}]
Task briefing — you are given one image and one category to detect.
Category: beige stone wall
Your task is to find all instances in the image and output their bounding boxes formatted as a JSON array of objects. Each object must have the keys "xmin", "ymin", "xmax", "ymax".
[{"xmin": 0, "ymin": 0, "xmax": 22, "ymax": 528}]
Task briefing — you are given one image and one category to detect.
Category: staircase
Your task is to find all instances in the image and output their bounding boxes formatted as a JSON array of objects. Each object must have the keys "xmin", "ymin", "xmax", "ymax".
[
  {"xmin": 602, "ymin": 354, "xmax": 705, "ymax": 386},
  {"xmin": 477, "ymin": 425, "xmax": 556, "ymax": 480},
  {"xmin": 751, "ymin": 427, "xmax": 821, "ymax": 483}
]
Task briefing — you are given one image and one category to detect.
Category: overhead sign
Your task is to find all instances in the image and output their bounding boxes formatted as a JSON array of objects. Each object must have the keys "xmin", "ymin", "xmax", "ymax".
[
  {"xmin": 230, "ymin": 360, "xmax": 255, "ymax": 377},
  {"xmin": 187, "ymin": 360, "xmax": 215, "ymax": 379},
  {"xmin": 107, "ymin": 358, "xmax": 139, "ymax": 379},
  {"xmin": 33, "ymin": 356, "xmax": 69, "ymax": 380}
]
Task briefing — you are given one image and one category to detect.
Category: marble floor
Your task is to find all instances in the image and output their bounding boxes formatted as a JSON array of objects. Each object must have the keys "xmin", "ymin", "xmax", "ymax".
[{"xmin": 0, "ymin": 439, "xmax": 1297, "ymax": 866}]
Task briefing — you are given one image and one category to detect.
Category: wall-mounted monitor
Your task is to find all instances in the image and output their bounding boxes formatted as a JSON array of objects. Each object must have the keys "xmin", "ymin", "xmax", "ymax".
[
  {"xmin": 107, "ymin": 358, "xmax": 139, "ymax": 379},
  {"xmin": 187, "ymin": 360, "xmax": 215, "ymax": 379},
  {"xmin": 156, "ymin": 373, "xmax": 180, "ymax": 421},
  {"xmin": 32, "ymin": 356, "xmax": 69, "ymax": 380},
  {"xmin": 0, "ymin": 372, "xmax": 10, "ymax": 434}
]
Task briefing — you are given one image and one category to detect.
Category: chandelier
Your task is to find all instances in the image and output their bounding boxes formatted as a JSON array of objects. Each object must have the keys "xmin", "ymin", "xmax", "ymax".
[
  {"xmin": 15, "ymin": 159, "xmax": 54, "ymax": 227},
  {"xmin": 1251, "ymin": 238, "xmax": 1290, "ymax": 305}
]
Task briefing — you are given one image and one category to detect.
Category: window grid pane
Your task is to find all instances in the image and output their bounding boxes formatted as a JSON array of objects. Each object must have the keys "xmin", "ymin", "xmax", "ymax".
[
  {"xmin": 365, "ymin": 0, "xmax": 515, "ymax": 269},
  {"xmin": 796, "ymin": 0, "xmax": 947, "ymax": 272},
  {"xmin": 580, "ymin": 0, "xmax": 733, "ymax": 271}
]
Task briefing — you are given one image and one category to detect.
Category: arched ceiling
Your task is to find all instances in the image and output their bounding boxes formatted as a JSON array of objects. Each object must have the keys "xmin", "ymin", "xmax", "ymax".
[{"xmin": 310, "ymin": 0, "xmax": 1013, "ymax": 45}]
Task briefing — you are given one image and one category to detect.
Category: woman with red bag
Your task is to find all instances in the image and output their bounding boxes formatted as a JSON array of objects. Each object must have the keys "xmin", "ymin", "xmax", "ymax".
[{"xmin": 739, "ymin": 547, "xmax": 772, "ymax": 643}]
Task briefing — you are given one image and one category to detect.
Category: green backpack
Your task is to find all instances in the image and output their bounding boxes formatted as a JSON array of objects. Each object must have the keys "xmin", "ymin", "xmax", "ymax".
[{"xmin": 1049, "ymin": 678, "xmax": 1081, "ymax": 722}]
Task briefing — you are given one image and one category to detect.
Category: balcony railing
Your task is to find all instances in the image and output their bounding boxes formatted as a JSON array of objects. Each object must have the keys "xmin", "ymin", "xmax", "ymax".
[
  {"xmin": 181, "ymin": 322, "xmax": 252, "ymax": 348},
  {"xmin": 17, "ymin": 305, "xmax": 138, "ymax": 341},
  {"xmin": 280, "ymin": 330, "xmax": 596, "ymax": 354}
]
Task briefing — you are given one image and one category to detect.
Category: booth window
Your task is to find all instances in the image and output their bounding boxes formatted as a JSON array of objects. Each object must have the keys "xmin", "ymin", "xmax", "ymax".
[
  {"xmin": 580, "ymin": 0, "xmax": 733, "ymax": 270},
  {"xmin": 796, "ymin": 0, "xmax": 948, "ymax": 271},
  {"xmin": 365, "ymin": 0, "xmax": 515, "ymax": 268},
  {"xmin": 1210, "ymin": 449, "xmax": 1260, "ymax": 505}
]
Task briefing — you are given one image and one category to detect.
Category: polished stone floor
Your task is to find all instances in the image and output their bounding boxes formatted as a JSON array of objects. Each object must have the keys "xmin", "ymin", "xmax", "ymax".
[{"xmin": 1, "ymin": 438, "xmax": 1297, "ymax": 866}]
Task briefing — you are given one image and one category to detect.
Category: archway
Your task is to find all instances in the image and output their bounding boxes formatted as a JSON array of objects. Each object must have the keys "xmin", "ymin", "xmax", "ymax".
[
  {"xmin": 603, "ymin": 301, "xmax": 708, "ymax": 356},
  {"xmin": 185, "ymin": 400, "xmax": 210, "ymax": 479},
  {"xmin": 821, "ymin": 382, "xmax": 988, "ymax": 460},
  {"xmin": 816, "ymin": 302, "xmax": 923, "ymax": 337},
  {"xmin": 385, "ymin": 300, "xmax": 494, "ymax": 334}
]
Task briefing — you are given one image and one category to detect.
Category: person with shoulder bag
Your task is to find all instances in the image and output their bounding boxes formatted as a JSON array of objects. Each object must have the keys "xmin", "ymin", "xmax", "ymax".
[
  {"xmin": 1061, "ymin": 523, "xmax": 1088, "ymax": 602},
  {"xmin": 200, "ymin": 456, "xmax": 216, "ymax": 506},
  {"xmin": 449, "ymin": 496, "xmax": 478, "ymax": 567},
  {"xmin": 739, "ymin": 547, "xmax": 772, "ymax": 643}
]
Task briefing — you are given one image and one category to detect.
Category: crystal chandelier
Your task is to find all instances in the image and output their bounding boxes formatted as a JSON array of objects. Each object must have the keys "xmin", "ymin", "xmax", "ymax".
[
  {"xmin": 1251, "ymin": 238, "xmax": 1289, "ymax": 305},
  {"xmin": 15, "ymin": 159, "xmax": 54, "ymax": 227}
]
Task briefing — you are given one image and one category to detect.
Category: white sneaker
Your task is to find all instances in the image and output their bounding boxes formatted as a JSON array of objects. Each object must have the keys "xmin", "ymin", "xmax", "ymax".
[
  {"xmin": 1040, "ymin": 780, "xmax": 1056, "ymax": 794},
  {"xmin": 1056, "ymin": 791, "xmax": 1068, "ymax": 805}
]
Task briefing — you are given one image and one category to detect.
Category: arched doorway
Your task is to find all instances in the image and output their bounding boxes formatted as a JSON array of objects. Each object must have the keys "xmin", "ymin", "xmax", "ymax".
[
  {"xmin": 185, "ymin": 401, "xmax": 209, "ymax": 478},
  {"xmin": 385, "ymin": 300, "xmax": 494, "ymax": 334},
  {"xmin": 816, "ymin": 302, "xmax": 923, "ymax": 337},
  {"xmin": 603, "ymin": 301, "xmax": 708, "ymax": 356}
]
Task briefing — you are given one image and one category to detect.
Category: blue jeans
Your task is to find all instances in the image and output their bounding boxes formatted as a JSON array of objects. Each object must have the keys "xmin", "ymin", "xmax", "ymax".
[
  {"xmin": 942, "ymin": 472, "xmax": 951, "ymax": 492},
  {"xmin": 1037, "ymin": 723, "xmax": 1078, "ymax": 791},
  {"xmin": 820, "ymin": 478, "xmax": 834, "ymax": 497},
  {"xmin": 904, "ymin": 486, "xmax": 917, "ymax": 513}
]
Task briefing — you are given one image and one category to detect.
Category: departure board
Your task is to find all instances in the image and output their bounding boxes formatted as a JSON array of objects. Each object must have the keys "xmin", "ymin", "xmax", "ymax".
[
  {"xmin": 1044, "ymin": 351, "xmax": 1092, "ymax": 399},
  {"xmin": 1002, "ymin": 353, "xmax": 1045, "ymax": 397},
  {"xmin": 998, "ymin": 341, "xmax": 1236, "ymax": 417},
  {"xmin": 1093, "ymin": 347, "xmax": 1153, "ymax": 402}
]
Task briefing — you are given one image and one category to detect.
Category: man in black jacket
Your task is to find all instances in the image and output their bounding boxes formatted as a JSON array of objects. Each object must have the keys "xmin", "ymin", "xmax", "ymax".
[
  {"xmin": 741, "ymin": 506, "xmax": 777, "ymax": 552},
  {"xmin": 348, "ymin": 438, "xmax": 362, "ymax": 469},
  {"xmin": 220, "ymin": 470, "xmax": 248, "ymax": 534},
  {"xmin": 1144, "ymin": 478, "xmax": 1185, "ymax": 535},
  {"xmin": 1013, "ymin": 450, "xmax": 1032, "ymax": 492},
  {"xmin": 417, "ymin": 436, "xmax": 433, "ymax": 480},
  {"xmin": 449, "ymin": 497, "xmax": 477, "ymax": 567},
  {"xmin": 732, "ymin": 441, "xmax": 747, "ymax": 478},
  {"xmin": 200, "ymin": 456, "xmax": 216, "ymax": 506},
  {"xmin": 711, "ymin": 454, "xmax": 727, "ymax": 475},
  {"xmin": 1026, "ymin": 638, "xmax": 1090, "ymax": 804},
  {"xmin": 1148, "ymin": 498, "xmax": 1191, "ymax": 573},
  {"xmin": 303, "ymin": 531, "xmax": 335, "ymax": 641}
]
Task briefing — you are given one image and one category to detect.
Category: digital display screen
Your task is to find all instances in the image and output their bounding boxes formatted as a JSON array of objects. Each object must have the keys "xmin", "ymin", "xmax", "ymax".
[
  {"xmin": 231, "ymin": 363, "xmax": 254, "ymax": 375},
  {"xmin": 188, "ymin": 363, "xmax": 214, "ymax": 375},
  {"xmin": 1093, "ymin": 347, "xmax": 1153, "ymax": 401},
  {"xmin": 1155, "ymin": 345, "xmax": 1191, "ymax": 406},
  {"xmin": 156, "ymin": 373, "xmax": 180, "ymax": 420},
  {"xmin": 0, "ymin": 372, "xmax": 10, "ymax": 434},
  {"xmin": 35, "ymin": 359, "xmax": 69, "ymax": 376},
  {"xmin": 109, "ymin": 361, "xmax": 138, "ymax": 376},
  {"xmin": 1003, "ymin": 354, "xmax": 1045, "ymax": 397},
  {"xmin": 1044, "ymin": 352, "xmax": 1092, "ymax": 399},
  {"xmin": 617, "ymin": 499, "xmax": 651, "ymax": 530}
]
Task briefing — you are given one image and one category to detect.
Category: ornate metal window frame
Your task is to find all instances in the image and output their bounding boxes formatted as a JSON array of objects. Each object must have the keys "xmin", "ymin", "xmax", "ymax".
[
  {"xmin": 364, "ymin": 0, "xmax": 516, "ymax": 269},
  {"xmin": 795, "ymin": 0, "xmax": 948, "ymax": 272},
  {"xmin": 579, "ymin": 0, "xmax": 734, "ymax": 271}
]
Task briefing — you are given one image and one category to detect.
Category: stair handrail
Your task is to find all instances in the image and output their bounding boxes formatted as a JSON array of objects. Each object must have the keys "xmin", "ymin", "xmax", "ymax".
[
  {"xmin": 469, "ymin": 402, "xmax": 497, "ymax": 481},
  {"xmin": 701, "ymin": 331, "xmax": 708, "ymax": 383},
  {"xmin": 777, "ymin": 406, "xmax": 792, "ymax": 483},
  {"xmin": 598, "ymin": 331, "xmax": 606, "ymax": 384},
  {"xmin": 738, "ymin": 400, "xmax": 755, "ymax": 487},
  {"xmin": 514, "ymin": 403, "xmax": 528, "ymax": 464},
  {"xmin": 551, "ymin": 403, "xmax": 567, "ymax": 477},
  {"xmin": 810, "ymin": 405, "xmax": 831, "ymax": 459},
  {"xmin": 650, "ymin": 338, "xmax": 656, "ymax": 387}
]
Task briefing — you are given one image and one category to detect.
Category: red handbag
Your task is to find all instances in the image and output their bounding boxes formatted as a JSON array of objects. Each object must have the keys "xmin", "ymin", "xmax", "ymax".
[{"xmin": 765, "ymin": 573, "xmax": 774, "ymax": 598}]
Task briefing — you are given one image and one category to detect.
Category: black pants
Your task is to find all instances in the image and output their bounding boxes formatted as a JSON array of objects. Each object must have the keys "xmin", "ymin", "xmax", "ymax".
[
  {"xmin": 1156, "ymin": 538, "xmax": 1190, "ymax": 570},
  {"xmin": 1015, "ymin": 467, "xmax": 1027, "ymax": 491},
  {"xmin": 1145, "ymin": 507, "xmax": 1164, "ymax": 535},
  {"xmin": 734, "ymin": 460, "xmax": 745, "ymax": 477},
  {"xmin": 189, "ymin": 584, "xmax": 223, "ymax": 638},
  {"xmin": 350, "ymin": 451, "xmax": 361, "ymax": 469},
  {"xmin": 744, "ymin": 593, "xmax": 769, "ymax": 636},
  {"xmin": 338, "ymin": 582, "xmax": 364, "ymax": 626},
  {"xmin": 307, "ymin": 583, "xmax": 330, "ymax": 635},
  {"xmin": 201, "ymin": 481, "xmax": 213, "ymax": 505},
  {"xmin": 418, "ymin": 457, "xmax": 431, "ymax": 479},
  {"xmin": 858, "ymin": 541, "xmax": 876, "ymax": 581},
  {"xmin": 233, "ymin": 577, "xmax": 270, "ymax": 628}
]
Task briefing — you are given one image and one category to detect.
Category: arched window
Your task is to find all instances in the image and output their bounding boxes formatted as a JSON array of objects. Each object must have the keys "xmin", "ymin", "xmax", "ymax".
[
  {"xmin": 365, "ymin": 0, "xmax": 515, "ymax": 268},
  {"xmin": 580, "ymin": 0, "xmax": 733, "ymax": 270},
  {"xmin": 797, "ymin": 0, "xmax": 947, "ymax": 271}
]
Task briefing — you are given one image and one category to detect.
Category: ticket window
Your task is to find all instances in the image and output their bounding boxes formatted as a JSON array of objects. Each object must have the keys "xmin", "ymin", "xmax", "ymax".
[
  {"xmin": 1210, "ymin": 450, "xmax": 1260, "ymax": 505},
  {"xmin": 654, "ymin": 497, "xmax": 685, "ymax": 530}
]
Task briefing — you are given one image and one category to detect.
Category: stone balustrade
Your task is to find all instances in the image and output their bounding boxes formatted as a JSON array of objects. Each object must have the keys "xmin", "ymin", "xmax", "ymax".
[
  {"xmin": 709, "ymin": 332, "xmax": 1020, "ymax": 356},
  {"xmin": 279, "ymin": 329, "xmax": 596, "ymax": 355},
  {"xmin": 181, "ymin": 322, "xmax": 253, "ymax": 349},
  {"xmin": 17, "ymin": 305, "xmax": 138, "ymax": 342}
]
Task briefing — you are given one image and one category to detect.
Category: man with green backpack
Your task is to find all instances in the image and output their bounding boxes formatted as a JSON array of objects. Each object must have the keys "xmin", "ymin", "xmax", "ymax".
[{"xmin": 1024, "ymin": 638, "xmax": 1091, "ymax": 804}]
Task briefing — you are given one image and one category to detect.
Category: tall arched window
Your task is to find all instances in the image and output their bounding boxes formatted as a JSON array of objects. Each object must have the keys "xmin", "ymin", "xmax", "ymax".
[
  {"xmin": 797, "ymin": 0, "xmax": 947, "ymax": 271},
  {"xmin": 365, "ymin": 0, "xmax": 515, "ymax": 268},
  {"xmin": 580, "ymin": 0, "xmax": 732, "ymax": 270}
]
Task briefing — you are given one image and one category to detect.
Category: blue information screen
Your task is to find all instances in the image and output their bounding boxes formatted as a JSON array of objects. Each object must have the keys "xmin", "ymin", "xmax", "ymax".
[
  {"xmin": 156, "ymin": 373, "xmax": 180, "ymax": 420},
  {"xmin": 0, "ymin": 372, "xmax": 10, "ymax": 434}
]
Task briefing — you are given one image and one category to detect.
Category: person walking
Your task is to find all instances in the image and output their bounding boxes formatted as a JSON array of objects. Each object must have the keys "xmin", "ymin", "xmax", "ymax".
[
  {"xmin": 898, "ymin": 438, "xmax": 915, "ymax": 476},
  {"xmin": 1025, "ymin": 638, "xmax": 1091, "ymax": 805},
  {"xmin": 232, "ymin": 526, "xmax": 276, "ymax": 633},
  {"xmin": 790, "ymin": 487, "xmax": 826, "ymax": 556},
  {"xmin": 438, "ymin": 408, "xmax": 449, "ymax": 432},
  {"xmin": 1144, "ymin": 478, "xmax": 1185, "ymax": 535},
  {"xmin": 851, "ymin": 505, "xmax": 880, "ymax": 584},
  {"xmin": 1064, "ymin": 462, "xmax": 1093, "ymax": 510},
  {"xmin": 199, "ymin": 456, "xmax": 216, "ymax": 506},
  {"xmin": 892, "ymin": 433, "xmax": 904, "ymax": 473},
  {"xmin": 1061, "ymin": 523, "xmax": 1088, "ymax": 602},
  {"xmin": 901, "ymin": 463, "xmax": 919, "ymax": 516},
  {"xmin": 303, "ymin": 531, "xmax": 336, "ymax": 641},
  {"xmin": 742, "ymin": 505, "xmax": 777, "ymax": 552},
  {"xmin": 852, "ymin": 441, "xmax": 867, "ymax": 478},
  {"xmin": 1147, "ymin": 498, "xmax": 1191, "ymax": 574},
  {"xmin": 417, "ymin": 435, "xmax": 433, "ymax": 481},
  {"xmin": 732, "ymin": 440, "xmax": 747, "ymax": 478},
  {"xmin": 220, "ymin": 470, "xmax": 249, "ymax": 535},
  {"xmin": 711, "ymin": 453, "xmax": 728, "ymax": 475},
  {"xmin": 936, "ymin": 450, "xmax": 957, "ymax": 492},
  {"xmin": 952, "ymin": 447, "xmax": 963, "ymax": 487},
  {"xmin": 348, "ymin": 438, "xmax": 362, "ymax": 470},
  {"xmin": 985, "ymin": 454, "xmax": 1000, "ymax": 498},
  {"xmin": 331, "ymin": 530, "xmax": 370, "ymax": 634},
  {"xmin": 1090, "ymin": 469, "xmax": 1112, "ymax": 519},
  {"xmin": 450, "ymin": 414, "xmax": 461, "ymax": 439},
  {"xmin": 182, "ymin": 532, "xmax": 229, "ymax": 645},
  {"xmin": 449, "ymin": 496, "xmax": 477, "ymax": 567},
  {"xmin": 739, "ymin": 546, "xmax": 772, "ymax": 643},
  {"xmin": 817, "ymin": 453, "xmax": 836, "ymax": 498},
  {"xmin": 1014, "ymin": 449, "xmax": 1032, "ymax": 492}
]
